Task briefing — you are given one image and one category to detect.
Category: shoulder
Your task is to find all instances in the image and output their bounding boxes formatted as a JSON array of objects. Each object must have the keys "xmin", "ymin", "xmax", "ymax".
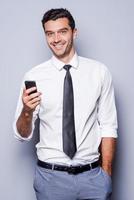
[
  {"xmin": 24, "ymin": 59, "xmax": 52, "ymax": 80},
  {"xmin": 78, "ymin": 56, "xmax": 109, "ymax": 73},
  {"xmin": 79, "ymin": 56, "xmax": 105, "ymax": 67},
  {"xmin": 78, "ymin": 56, "xmax": 112, "ymax": 84}
]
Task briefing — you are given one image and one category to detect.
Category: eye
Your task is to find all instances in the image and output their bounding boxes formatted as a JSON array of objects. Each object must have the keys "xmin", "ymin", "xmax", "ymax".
[
  {"xmin": 46, "ymin": 32, "xmax": 54, "ymax": 37},
  {"xmin": 60, "ymin": 30, "xmax": 68, "ymax": 35}
]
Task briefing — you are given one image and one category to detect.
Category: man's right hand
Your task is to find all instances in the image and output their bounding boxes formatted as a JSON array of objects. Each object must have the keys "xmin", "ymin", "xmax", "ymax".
[
  {"xmin": 22, "ymin": 87, "xmax": 42, "ymax": 113},
  {"xmin": 16, "ymin": 87, "xmax": 42, "ymax": 138}
]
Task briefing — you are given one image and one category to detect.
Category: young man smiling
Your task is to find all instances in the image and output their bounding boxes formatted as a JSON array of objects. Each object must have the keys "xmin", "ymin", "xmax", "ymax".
[
  {"xmin": 45, "ymin": 18, "xmax": 76, "ymax": 62},
  {"xmin": 14, "ymin": 8, "xmax": 118, "ymax": 200}
]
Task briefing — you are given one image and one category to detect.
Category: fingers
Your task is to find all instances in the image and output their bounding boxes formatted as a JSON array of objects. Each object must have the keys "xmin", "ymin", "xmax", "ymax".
[
  {"xmin": 23, "ymin": 95, "xmax": 41, "ymax": 105},
  {"xmin": 24, "ymin": 87, "xmax": 37, "ymax": 96},
  {"xmin": 22, "ymin": 87, "xmax": 42, "ymax": 112},
  {"xmin": 25, "ymin": 100, "xmax": 41, "ymax": 111}
]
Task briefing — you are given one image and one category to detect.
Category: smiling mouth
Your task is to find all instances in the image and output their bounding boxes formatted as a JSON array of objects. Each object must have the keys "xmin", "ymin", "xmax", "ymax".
[
  {"xmin": 52, "ymin": 42, "xmax": 66, "ymax": 50},
  {"xmin": 54, "ymin": 45, "xmax": 64, "ymax": 51}
]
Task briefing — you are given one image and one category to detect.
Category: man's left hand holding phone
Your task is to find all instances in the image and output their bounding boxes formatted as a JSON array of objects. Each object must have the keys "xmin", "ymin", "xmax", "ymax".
[{"xmin": 16, "ymin": 81, "xmax": 42, "ymax": 138}]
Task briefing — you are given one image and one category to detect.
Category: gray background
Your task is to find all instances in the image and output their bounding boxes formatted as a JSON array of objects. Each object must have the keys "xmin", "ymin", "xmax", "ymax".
[{"xmin": 0, "ymin": 0, "xmax": 133, "ymax": 199}]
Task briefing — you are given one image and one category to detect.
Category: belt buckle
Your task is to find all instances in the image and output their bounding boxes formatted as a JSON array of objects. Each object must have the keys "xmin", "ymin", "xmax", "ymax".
[{"xmin": 68, "ymin": 166, "xmax": 76, "ymax": 174}]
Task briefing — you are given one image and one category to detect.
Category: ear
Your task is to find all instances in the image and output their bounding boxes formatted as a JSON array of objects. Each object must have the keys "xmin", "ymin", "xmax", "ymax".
[{"xmin": 73, "ymin": 28, "xmax": 77, "ymax": 39}]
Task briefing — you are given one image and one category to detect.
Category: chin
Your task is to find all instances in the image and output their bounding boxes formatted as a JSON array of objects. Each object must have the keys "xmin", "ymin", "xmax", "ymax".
[
  {"xmin": 50, "ymin": 46, "xmax": 66, "ymax": 56},
  {"xmin": 53, "ymin": 51, "xmax": 66, "ymax": 58}
]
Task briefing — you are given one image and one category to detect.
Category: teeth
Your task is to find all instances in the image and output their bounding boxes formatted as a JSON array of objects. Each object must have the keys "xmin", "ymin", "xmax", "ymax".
[
  {"xmin": 55, "ymin": 44, "xmax": 62, "ymax": 47},
  {"xmin": 54, "ymin": 44, "xmax": 63, "ymax": 49}
]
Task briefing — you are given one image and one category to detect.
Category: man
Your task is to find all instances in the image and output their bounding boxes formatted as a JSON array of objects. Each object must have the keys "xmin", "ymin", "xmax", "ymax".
[{"xmin": 13, "ymin": 8, "xmax": 118, "ymax": 200}]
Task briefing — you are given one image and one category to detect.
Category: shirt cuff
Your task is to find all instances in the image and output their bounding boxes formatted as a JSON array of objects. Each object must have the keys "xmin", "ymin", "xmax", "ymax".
[{"xmin": 100, "ymin": 128, "xmax": 118, "ymax": 138}]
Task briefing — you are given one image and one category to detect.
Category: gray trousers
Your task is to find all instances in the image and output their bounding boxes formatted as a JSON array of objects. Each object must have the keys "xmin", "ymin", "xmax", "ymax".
[{"xmin": 33, "ymin": 165, "xmax": 112, "ymax": 200}]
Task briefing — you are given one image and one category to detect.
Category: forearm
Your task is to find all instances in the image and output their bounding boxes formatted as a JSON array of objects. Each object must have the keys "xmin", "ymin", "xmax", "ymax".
[
  {"xmin": 16, "ymin": 87, "xmax": 41, "ymax": 138},
  {"xmin": 100, "ymin": 137, "xmax": 116, "ymax": 176},
  {"xmin": 16, "ymin": 108, "xmax": 33, "ymax": 138}
]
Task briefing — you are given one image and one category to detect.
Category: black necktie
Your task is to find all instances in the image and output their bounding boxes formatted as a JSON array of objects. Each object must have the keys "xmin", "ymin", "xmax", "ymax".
[{"xmin": 62, "ymin": 65, "xmax": 77, "ymax": 159}]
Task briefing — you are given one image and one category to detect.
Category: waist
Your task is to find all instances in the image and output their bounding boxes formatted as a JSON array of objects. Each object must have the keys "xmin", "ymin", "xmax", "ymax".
[
  {"xmin": 37, "ymin": 159, "xmax": 100, "ymax": 175},
  {"xmin": 36, "ymin": 143, "xmax": 101, "ymax": 165}
]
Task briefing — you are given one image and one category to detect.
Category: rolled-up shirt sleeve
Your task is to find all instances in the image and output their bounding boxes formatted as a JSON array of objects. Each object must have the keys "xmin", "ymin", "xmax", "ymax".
[
  {"xmin": 97, "ymin": 64, "xmax": 118, "ymax": 138},
  {"xmin": 13, "ymin": 75, "xmax": 39, "ymax": 141}
]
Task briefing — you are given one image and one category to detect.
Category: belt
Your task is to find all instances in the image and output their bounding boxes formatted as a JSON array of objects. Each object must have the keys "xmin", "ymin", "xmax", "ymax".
[{"xmin": 37, "ymin": 160, "xmax": 100, "ymax": 175}]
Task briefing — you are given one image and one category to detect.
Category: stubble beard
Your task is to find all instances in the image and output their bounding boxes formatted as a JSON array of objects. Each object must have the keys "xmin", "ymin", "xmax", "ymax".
[{"xmin": 49, "ymin": 37, "xmax": 74, "ymax": 60}]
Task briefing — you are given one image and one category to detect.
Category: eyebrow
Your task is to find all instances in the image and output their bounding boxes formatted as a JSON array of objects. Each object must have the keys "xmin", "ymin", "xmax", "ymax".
[{"xmin": 45, "ymin": 27, "xmax": 69, "ymax": 34}]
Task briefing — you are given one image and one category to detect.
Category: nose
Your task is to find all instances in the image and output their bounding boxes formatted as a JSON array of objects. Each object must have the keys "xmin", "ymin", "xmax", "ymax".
[{"xmin": 53, "ymin": 33, "xmax": 61, "ymax": 43}]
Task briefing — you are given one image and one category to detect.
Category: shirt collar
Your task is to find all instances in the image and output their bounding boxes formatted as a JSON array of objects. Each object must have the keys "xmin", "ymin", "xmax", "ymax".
[{"xmin": 51, "ymin": 52, "xmax": 79, "ymax": 71}]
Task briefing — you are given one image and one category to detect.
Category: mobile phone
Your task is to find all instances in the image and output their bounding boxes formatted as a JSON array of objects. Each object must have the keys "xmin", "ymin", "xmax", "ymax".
[{"xmin": 25, "ymin": 81, "xmax": 37, "ymax": 95}]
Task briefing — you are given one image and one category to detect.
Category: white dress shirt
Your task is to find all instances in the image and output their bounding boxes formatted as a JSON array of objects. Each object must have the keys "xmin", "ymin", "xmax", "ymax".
[{"xmin": 13, "ymin": 53, "xmax": 118, "ymax": 166}]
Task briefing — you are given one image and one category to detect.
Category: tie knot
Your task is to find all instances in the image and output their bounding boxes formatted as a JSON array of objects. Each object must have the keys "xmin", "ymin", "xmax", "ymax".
[{"xmin": 63, "ymin": 65, "xmax": 72, "ymax": 71}]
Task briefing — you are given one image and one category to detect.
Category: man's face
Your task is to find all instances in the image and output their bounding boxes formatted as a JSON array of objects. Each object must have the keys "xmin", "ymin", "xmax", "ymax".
[{"xmin": 44, "ymin": 18, "xmax": 77, "ymax": 60}]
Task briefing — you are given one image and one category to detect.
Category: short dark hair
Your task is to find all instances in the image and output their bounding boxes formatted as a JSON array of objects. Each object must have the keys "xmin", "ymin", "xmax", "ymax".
[{"xmin": 41, "ymin": 8, "xmax": 75, "ymax": 30}]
